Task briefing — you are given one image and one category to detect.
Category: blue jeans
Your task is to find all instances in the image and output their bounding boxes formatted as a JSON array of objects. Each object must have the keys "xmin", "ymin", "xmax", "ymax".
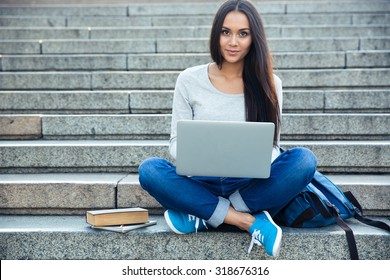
[{"xmin": 138, "ymin": 147, "xmax": 317, "ymax": 228}]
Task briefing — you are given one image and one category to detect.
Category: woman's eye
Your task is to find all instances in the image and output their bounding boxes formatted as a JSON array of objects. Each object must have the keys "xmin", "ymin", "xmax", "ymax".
[
  {"xmin": 240, "ymin": 32, "xmax": 248, "ymax": 37},
  {"xmin": 221, "ymin": 29, "xmax": 230, "ymax": 35}
]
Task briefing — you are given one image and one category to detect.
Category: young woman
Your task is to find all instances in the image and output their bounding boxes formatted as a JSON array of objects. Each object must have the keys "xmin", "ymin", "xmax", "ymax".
[{"xmin": 138, "ymin": 0, "xmax": 317, "ymax": 258}]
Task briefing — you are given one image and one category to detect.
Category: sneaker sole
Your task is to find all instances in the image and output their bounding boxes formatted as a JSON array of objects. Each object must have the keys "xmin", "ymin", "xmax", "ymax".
[
  {"xmin": 263, "ymin": 211, "xmax": 282, "ymax": 257},
  {"xmin": 164, "ymin": 210, "xmax": 185, "ymax": 235}
]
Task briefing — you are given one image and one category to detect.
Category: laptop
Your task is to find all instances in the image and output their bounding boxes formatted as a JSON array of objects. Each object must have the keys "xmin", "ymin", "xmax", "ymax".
[{"xmin": 175, "ymin": 120, "xmax": 275, "ymax": 178}]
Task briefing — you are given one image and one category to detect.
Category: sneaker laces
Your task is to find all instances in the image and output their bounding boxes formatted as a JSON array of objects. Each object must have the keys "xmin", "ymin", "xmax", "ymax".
[
  {"xmin": 248, "ymin": 229, "xmax": 264, "ymax": 254},
  {"xmin": 188, "ymin": 215, "xmax": 208, "ymax": 233}
]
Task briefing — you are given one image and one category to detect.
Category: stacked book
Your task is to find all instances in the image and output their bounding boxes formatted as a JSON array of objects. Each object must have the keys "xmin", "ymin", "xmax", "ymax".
[{"xmin": 86, "ymin": 207, "xmax": 156, "ymax": 233}]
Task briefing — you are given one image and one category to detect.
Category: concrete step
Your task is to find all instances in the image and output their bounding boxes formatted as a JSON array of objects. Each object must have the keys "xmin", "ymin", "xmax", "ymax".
[
  {"xmin": 285, "ymin": 1, "xmax": 390, "ymax": 14},
  {"xmin": 0, "ymin": 16, "xmax": 68, "ymax": 27},
  {"xmin": 275, "ymin": 68, "xmax": 390, "ymax": 88},
  {"xmin": 0, "ymin": 139, "xmax": 172, "ymax": 174},
  {"xmin": 281, "ymin": 113, "xmax": 390, "ymax": 140},
  {"xmin": 282, "ymin": 89, "xmax": 390, "ymax": 114},
  {"xmin": 1, "ymin": 54, "xmax": 128, "ymax": 71},
  {"xmin": 1, "ymin": 69, "xmax": 390, "ymax": 90},
  {"xmin": 1, "ymin": 89, "xmax": 389, "ymax": 114},
  {"xmin": 2, "ymin": 1, "xmax": 389, "ymax": 17},
  {"xmin": 0, "ymin": 26, "xmax": 211, "ymax": 40},
  {"xmin": 2, "ymin": 37, "xmax": 388, "ymax": 55},
  {"xmin": 114, "ymin": 1, "xmax": 390, "ymax": 16},
  {"xmin": 0, "ymin": 90, "xmax": 131, "ymax": 114},
  {"xmin": 3, "ymin": 13, "xmax": 390, "ymax": 27},
  {"xmin": 40, "ymin": 114, "xmax": 171, "ymax": 140},
  {"xmin": 0, "ymin": 5, "xmax": 129, "ymax": 17},
  {"xmin": 2, "ymin": 51, "xmax": 389, "ymax": 71},
  {"xmin": 2, "ymin": 13, "xmax": 389, "ymax": 28},
  {"xmin": 1, "ymin": 25, "xmax": 389, "ymax": 40},
  {"xmin": 0, "ymin": 71, "xmax": 178, "ymax": 90},
  {"xmin": 0, "ymin": 39, "xmax": 157, "ymax": 55},
  {"xmin": 0, "ymin": 115, "xmax": 41, "ymax": 140},
  {"xmin": 0, "ymin": 173, "xmax": 130, "ymax": 214},
  {"xmin": 0, "ymin": 214, "xmax": 389, "ymax": 259},
  {"xmin": 0, "ymin": 173, "xmax": 389, "ymax": 216},
  {"xmin": 1, "ymin": 113, "xmax": 389, "ymax": 140},
  {"xmin": 0, "ymin": 140, "xmax": 389, "ymax": 174}
]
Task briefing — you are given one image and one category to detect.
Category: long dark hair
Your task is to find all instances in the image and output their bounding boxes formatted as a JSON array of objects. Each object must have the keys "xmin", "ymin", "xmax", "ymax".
[{"xmin": 209, "ymin": 0, "xmax": 280, "ymax": 145}]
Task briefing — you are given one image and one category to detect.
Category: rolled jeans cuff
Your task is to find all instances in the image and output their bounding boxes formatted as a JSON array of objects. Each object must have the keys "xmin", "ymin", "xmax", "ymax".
[
  {"xmin": 206, "ymin": 196, "xmax": 230, "ymax": 228},
  {"xmin": 229, "ymin": 190, "xmax": 251, "ymax": 213}
]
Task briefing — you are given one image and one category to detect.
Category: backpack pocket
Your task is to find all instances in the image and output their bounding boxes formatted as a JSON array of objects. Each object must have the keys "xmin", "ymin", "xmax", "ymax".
[{"xmin": 275, "ymin": 187, "xmax": 339, "ymax": 228}]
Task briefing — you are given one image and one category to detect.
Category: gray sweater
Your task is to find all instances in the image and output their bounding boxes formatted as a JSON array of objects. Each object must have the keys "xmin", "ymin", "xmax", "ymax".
[{"xmin": 169, "ymin": 63, "xmax": 283, "ymax": 162}]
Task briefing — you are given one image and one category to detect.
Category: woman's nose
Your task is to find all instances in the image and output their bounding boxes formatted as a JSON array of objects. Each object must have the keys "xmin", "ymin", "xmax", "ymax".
[{"xmin": 229, "ymin": 35, "xmax": 238, "ymax": 46}]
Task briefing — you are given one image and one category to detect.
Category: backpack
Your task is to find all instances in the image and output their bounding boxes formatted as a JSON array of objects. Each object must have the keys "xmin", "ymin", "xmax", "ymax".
[{"xmin": 274, "ymin": 170, "xmax": 390, "ymax": 260}]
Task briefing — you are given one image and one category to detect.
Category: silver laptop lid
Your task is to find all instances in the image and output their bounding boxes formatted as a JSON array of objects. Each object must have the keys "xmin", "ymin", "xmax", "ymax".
[{"xmin": 176, "ymin": 120, "xmax": 275, "ymax": 178}]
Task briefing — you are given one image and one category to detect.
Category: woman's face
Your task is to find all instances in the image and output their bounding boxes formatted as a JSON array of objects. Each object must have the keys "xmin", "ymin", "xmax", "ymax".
[{"xmin": 219, "ymin": 11, "xmax": 252, "ymax": 66}]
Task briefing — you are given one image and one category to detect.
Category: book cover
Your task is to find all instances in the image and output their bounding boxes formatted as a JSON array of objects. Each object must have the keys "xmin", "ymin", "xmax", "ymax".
[
  {"xmin": 91, "ymin": 220, "xmax": 157, "ymax": 233},
  {"xmin": 86, "ymin": 207, "xmax": 149, "ymax": 227}
]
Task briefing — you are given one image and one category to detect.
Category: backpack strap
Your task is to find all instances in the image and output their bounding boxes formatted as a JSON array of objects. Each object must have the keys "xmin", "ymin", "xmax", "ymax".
[
  {"xmin": 328, "ymin": 204, "xmax": 359, "ymax": 260},
  {"xmin": 291, "ymin": 186, "xmax": 333, "ymax": 227},
  {"xmin": 306, "ymin": 192, "xmax": 359, "ymax": 260},
  {"xmin": 344, "ymin": 191, "xmax": 390, "ymax": 232},
  {"xmin": 291, "ymin": 208, "xmax": 317, "ymax": 228}
]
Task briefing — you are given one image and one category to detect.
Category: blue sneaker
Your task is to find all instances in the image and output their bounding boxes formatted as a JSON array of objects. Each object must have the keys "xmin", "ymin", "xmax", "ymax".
[
  {"xmin": 247, "ymin": 211, "xmax": 282, "ymax": 257},
  {"xmin": 164, "ymin": 209, "xmax": 208, "ymax": 234}
]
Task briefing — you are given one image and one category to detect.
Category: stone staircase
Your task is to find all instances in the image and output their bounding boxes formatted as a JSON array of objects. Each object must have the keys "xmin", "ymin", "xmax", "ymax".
[{"xmin": 0, "ymin": 0, "xmax": 389, "ymax": 260}]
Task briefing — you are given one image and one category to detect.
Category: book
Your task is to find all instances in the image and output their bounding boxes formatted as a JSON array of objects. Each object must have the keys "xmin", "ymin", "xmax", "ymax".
[
  {"xmin": 91, "ymin": 220, "xmax": 157, "ymax": 233},
  {"xmin": 86, "ymin": 207, "xmax": 149, "ymax": 227}
]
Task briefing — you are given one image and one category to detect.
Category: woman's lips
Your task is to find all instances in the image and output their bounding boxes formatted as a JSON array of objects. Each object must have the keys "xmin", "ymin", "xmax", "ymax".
[{"xmin": 226, "ymin": 50, "xmax": 239, "ymax": 55}]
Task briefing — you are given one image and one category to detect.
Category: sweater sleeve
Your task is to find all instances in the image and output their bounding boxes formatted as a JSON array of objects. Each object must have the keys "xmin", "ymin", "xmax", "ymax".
[
  {"xmin": 169, "ymin": 71, "xmax": 194, "ymax": 159},
  {"xmin": 274, "ymin": 74, "xmax": 283, "ymax": 118},
  {"xmin": 271, "ymin": 74, "xmax": 283, "ymax": 161}
]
